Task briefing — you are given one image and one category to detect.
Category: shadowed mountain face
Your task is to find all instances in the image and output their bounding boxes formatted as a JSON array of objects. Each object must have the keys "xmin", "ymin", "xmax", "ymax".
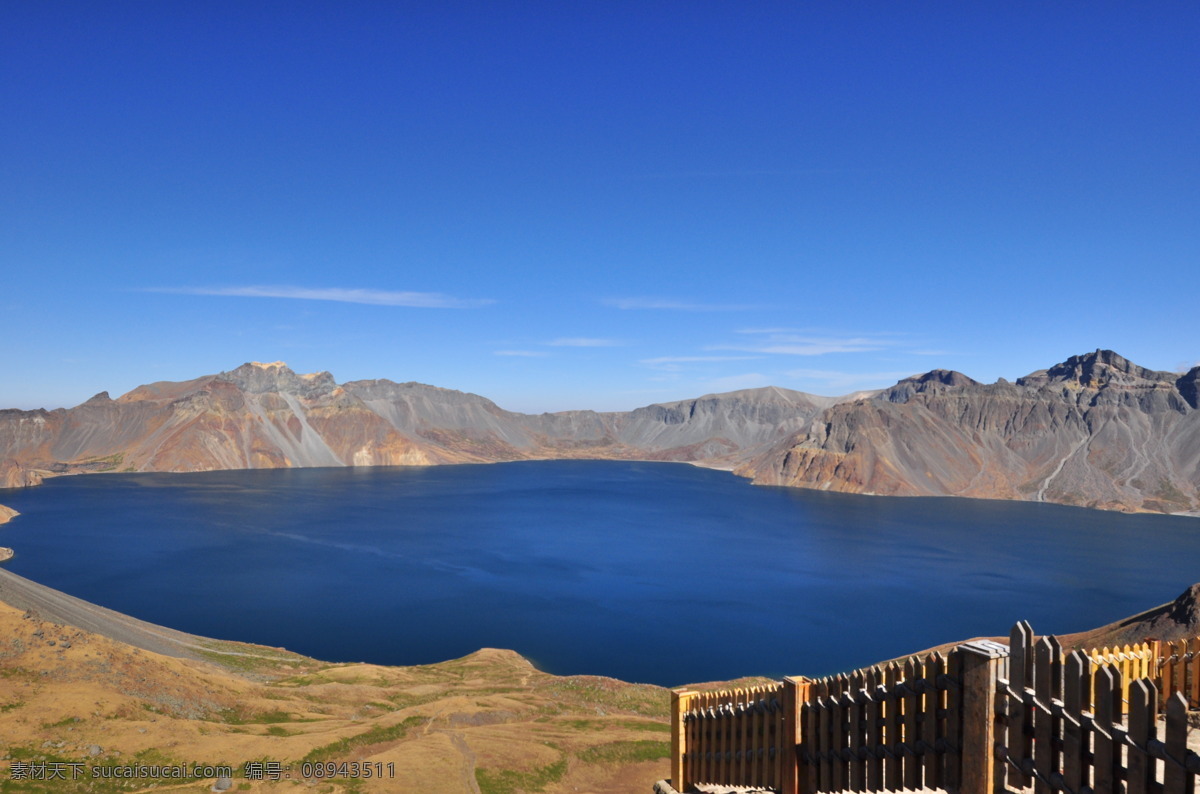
[{"xmin": 2, "ymin": 350, "xmax": 1198, "ymax": 514}]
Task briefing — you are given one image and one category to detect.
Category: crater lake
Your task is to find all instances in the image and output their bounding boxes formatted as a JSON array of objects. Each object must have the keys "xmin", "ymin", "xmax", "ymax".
[{"xmin": 2, "ymin": 460, "xmax": 1197, "ymax": 686}]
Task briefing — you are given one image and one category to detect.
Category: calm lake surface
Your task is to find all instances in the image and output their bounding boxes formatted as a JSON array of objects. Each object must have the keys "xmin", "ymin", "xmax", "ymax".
[{"xmin": 1, "ymin": 461, "xmax": 1198, "ymax": 686}]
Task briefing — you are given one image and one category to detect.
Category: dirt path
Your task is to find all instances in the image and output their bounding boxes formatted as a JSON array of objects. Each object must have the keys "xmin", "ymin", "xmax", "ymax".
[
  {"xmin": 442, "ymin": 731, "xmax": 483, "ymax": 794},
  {"xmin": 0, "ymin": 567, "xmax": 290, "ymax": 664}
]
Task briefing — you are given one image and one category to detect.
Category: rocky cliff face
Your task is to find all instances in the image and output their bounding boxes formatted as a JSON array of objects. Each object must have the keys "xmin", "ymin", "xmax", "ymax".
[
  {"xmin": 2, "ymin": 351, "xmax": 1197, "ymax": 515},
  {"xmin": 0, "ymin": 363, "xmax": 839, "ymax": 492},
  {"xmin": 737, "ymin": 350, "xmax": 1200, "ymax": 514}
]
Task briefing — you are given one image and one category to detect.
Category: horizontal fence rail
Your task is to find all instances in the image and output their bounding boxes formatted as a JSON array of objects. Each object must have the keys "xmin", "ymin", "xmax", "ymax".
[{"xmin": 1157, "ymin": 637, "xmax": 1200, "ymax": 710}]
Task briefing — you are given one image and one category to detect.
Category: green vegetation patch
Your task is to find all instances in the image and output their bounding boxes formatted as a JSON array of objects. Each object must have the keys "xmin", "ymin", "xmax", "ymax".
[
  {"xmin": 1156, "ymin": 478, "xmax": 1189, "ymax": 505},
  {"xmin": 78, "ymin": 452, "xmax": 125, "ymax": 472},
  {"xmin": 540, "ymin": 678, "xmax": 668, "ymax": 718},
  {"xmin": 0, "ymin": 666, "xmax": 38, "ymax": 680},
  {"xmin": 213, "ymin": 707, "xmax": 307, "ymax": 725},
  {"xmin": 577, "ymin": 739, "xmax": 670, "ymax": 764},
  {"xmin": 194, "ymin": 640, "xmax": 313, "ymax": 677},
  {"xmin": 301, "ymin": 715, "xmax": 425, "ymax": 762},
  {"xmin": 475, "ymin": 756, "xmax": 568, "ymax": 794},
  {"xmin": 559, "ymin": 717, "xmax": 669, "ymax": 733}
]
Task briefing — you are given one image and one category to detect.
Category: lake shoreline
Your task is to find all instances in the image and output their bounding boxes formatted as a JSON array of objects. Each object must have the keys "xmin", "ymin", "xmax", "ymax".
[{"xmin": 3, "ymin": 461, "xmax": 1198, "ymax": 686}]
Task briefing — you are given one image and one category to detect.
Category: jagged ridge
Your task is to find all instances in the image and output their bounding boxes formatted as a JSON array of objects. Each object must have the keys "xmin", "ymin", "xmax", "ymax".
[{"xmin": 2, "ymin": 350, "xmax": 1198, "ymax": 515}]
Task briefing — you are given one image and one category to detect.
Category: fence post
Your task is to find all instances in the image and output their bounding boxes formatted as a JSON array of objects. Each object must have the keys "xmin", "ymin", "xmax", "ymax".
[
  {"xmin": 782, "ymin": 676, "xmax": 807, "ymax": 794},
  {"xmin": 957, "ymin": 640, "xmax": 1010, "ymax": 794},
  {"xmin": 672, "ymin": 689, "xmax": 697, "ymax": 792}
]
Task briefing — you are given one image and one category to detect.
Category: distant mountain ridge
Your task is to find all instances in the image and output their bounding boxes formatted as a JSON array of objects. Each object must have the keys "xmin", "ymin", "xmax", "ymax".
[
  {"xmin": 737, "ymin": 350, "xmax": 1200, "ymax": 514},
  {"xmin": 2, "ymin": 350, "xmax": 1199, "ymax": 515}
]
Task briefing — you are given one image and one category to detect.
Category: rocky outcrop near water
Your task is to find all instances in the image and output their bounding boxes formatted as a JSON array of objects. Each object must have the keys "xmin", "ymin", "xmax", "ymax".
[
  {"xmin": 1, "ymin": 351, "xmax": 1197, "ymax": 515},
  {"xmin": 737, "ymin": 350, "xmax": 1200, "ymax": 514}
]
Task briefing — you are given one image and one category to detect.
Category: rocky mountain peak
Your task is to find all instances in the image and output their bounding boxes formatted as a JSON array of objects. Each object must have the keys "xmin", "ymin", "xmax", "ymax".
[
  {"xmin": 879, "ymin": 369, "xmax": 978, "ymax": 403},
  {"xmin": 1041, "ymin": 349, "xmax": 1174, "ymax": 389},
  {"xmin": 219, "ymin": 362, "xmax": 337, "ymax": 399}
]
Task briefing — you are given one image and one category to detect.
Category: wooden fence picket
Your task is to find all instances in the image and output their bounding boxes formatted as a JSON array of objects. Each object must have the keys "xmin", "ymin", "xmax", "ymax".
[
  {"xmin": 884, "ymin": 661, "xmax": 902, "ymax": 791},
  {"xmin": 943, "ymin": 650, "xmax": 962, "ymax": 794},
  {"xmin": 922, "ymin": 653, "xmax": 941, "ymax": 790},
  {"xmin": 1034, "ymin": 637, "xmax": 1054, "ymax": 794},
  {"xmin": 1008, "ymin": 621, "xmax": 1035, "ymax": 790},
  {"xmin": 1095, "ymin": 665, "xmax": 1118, "ymax": 794},
  {"xmin": 1063, "ymin": 651, "xmax": 1087, "ymax": 794},
  {"xmin": 867, "ymin": 677, "xmax": 884, "ymax": 791},
  {"xmin": 1165, "ymin": 692, "xmax": 1195, "ymax": 794},
  {"xmin": 1127, "ymin": 679, "xmax": 1157, "ymax": 794}
]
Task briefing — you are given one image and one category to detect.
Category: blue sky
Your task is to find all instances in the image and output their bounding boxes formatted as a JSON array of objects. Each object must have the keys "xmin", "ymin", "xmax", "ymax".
[{"xmin": 3, "ymin": 2, "xmax": 1197, "ymax": 413}]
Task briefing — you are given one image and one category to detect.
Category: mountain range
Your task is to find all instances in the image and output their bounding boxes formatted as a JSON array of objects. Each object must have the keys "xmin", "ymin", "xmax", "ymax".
[{"xmin": 2, "ymin": 349, "xmax": 1198, "ymax": 515}]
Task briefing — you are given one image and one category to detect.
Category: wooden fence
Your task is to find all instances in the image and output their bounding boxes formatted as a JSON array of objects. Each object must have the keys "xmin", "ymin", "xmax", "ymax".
[
  {"xmin": 1089, "ymin": 642, "xmax": 1155, "ymax": 705},
  {"xmin": 673, "ymin": 682, "xmax": 791, "ymax": 791},
  {"xmin": 799, "ymin": 652, "xmax": 964, "ymax": 793},
  {"xmin": 1157, "ymin": 638, "xmax": 1200, "ymax": 710},
  {"xmin": 1000, "ymin": 621, "xmax": 1200, "ymax": 794},
  {"xmin": 668, "ymin": 624, "xmax": 1200, "ymax": 794}
]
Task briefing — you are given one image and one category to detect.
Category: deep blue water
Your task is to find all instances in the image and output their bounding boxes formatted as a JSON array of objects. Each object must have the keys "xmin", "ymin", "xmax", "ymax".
[{"xmin": 1, "ymin": 461, "xmax": 1198, "ymax": 687}]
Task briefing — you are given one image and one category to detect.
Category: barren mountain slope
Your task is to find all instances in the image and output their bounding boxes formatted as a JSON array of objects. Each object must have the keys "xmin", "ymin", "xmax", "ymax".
[
  {"xmin": 0, "ymin": 363, "xmax": 838, "ymax": 490},
  {"xmin": 2, "ymin": 351, "xmax": 1198, "ymax": 515},
  {"xmin": 737, "ymin": 351, "xmax": 1200, "ymax": 514}
]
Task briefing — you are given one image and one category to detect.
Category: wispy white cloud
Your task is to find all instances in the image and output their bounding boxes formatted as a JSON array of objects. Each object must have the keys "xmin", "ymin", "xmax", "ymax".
[
  {"xmin": 495, "ymin": 350, "xmax": 549, "ymax": 357},
  {"xmin": 604, "ymin": 297, "xmax": 757, "ymax": 311},
  {"xmin": 713, "ymin": 334, "xmax": 889, "ymax": 356},
  {"xmin": 786, "ymin": 368, "xmax": 916, "ymax": 389},
  {"xmin": 640, "ymin": 355, "xmax": 762, "ymax": 364},
  {"xmin": 145, "ymin": 285, "xmax": 493, "ymax": 309},
  {"xmin": 639, "ymin": 355, "xmax": 764, "ymax": 374},
  {"xmin": 547, "ymin": 338, "xmax": 626, "ymax": 347}
]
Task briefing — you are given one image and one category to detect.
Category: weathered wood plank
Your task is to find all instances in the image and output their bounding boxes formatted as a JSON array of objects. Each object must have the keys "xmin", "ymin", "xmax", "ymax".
[
  {"xmin": 922, "ymin": 654, "xmax": 942, "ymax": 790},
  {"xmin": 847, "ymin": 690, "xmax": 863, "ymax": 792},
  {"xmin": 1009, "ymin": 621, "xmax": 1035, "ymax": 790},
  {"xmin": 958, "ymin": 641, "xmax": 1007, "ymax": 794},
  {"xmin": 818, "ymin": 695, "xmax": 831, "ymax": 793},
  {"xmin": 1094, "ymin": 666, "xmax": 1116, "ymax": 794},
  {"xmin": 804, "ymin": 700, "xmax": 818, "ymax": 794},
  {"xmin": 831, "ymin": 694, "xmax": 847, "ymax": 793},
  {"xmin": 867, "ymin": 680, "xmax": 884, "ymax": 791},
  {"xmin": 885, "ymin": 662, "xmax": 902, "ymax": 791},
  {"xmin": 943, "ymin": 650, "xmax": 962, "ymax": 794},
  {"xmin": 1164, "ymin": 692, "xmax": 1192, "ymax": 794},
  {"xmin": 1034, "ymin": 638, "xmax": 1054, "ymax": 794},
  {"xmin": 903, "ymin": 658, "xmax": 920, "ymax": 790},
  {"xmin": 1126, "ymin": 679, "xmax": 1155, "ymax": 794},
  {"xmin": 1063, "ymin": 652, "xmax": 1086, "ymax": 794},
  {"xmin": 782, "ymin": 678, "xmax": 800, "ymax": 794},
  {"xmin": 1191, "ymin": 638, "xmax": 1200, "ymax": 708}
]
